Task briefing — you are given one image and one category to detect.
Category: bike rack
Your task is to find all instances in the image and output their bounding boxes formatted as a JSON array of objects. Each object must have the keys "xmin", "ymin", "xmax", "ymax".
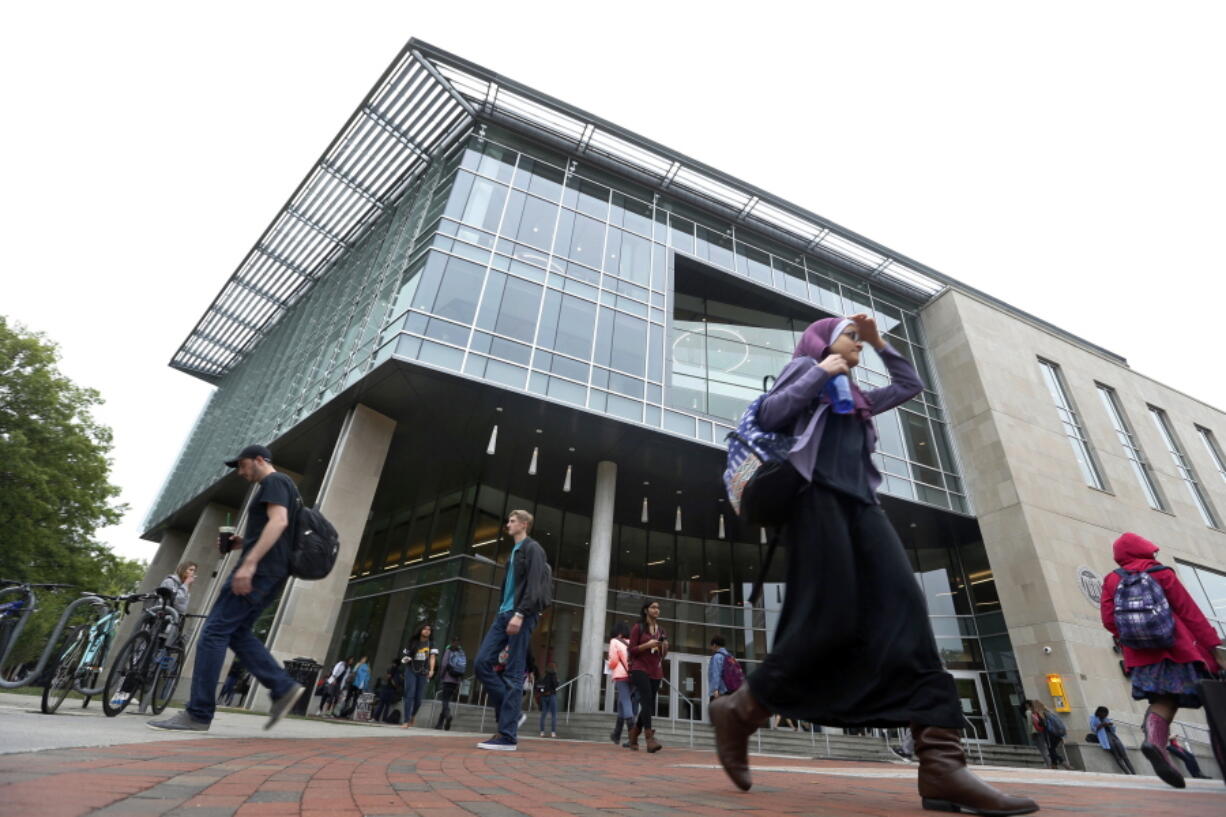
[{"xmin": 0, "ymin": 593, "xmax": 108, "ymax": 689}]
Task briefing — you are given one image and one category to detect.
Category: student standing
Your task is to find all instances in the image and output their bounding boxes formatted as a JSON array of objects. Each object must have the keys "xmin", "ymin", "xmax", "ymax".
[
  {"xmin": 434, "ymin": 635, "xmax": 466, "ymax": 730},
  {"xmin": 400, "ymin": 624, "xmax": 437, "ymax": 727},
  {"xmin": 473, "ymin": 510, "xmax": 552, "ymax": 751},
  {"xmin": 1101, "ymin": 532, "xmax": 1225, "ymax": 788},
  {"xmin": 627, "ymin": 600, "xmax": 668, "ymax": 753},
  {"xmin": 537, "ymin": 662, "xmax": 559, "ymax": 737},
  {"xmin": 709, "ymin": 316, "xmax": 1036, "ymax": 815}
]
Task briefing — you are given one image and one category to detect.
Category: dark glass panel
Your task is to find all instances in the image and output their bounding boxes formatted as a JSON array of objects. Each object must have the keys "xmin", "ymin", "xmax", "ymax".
[
  {"xmin": 611, "ymin": 192, "xmax": 652, "ymax": 236},
  {"xmin": 492, "ymin": 276, "xmax": 543, "ymax": 343},
  {"xmin": 562, "ymin": 176, "xmax": 610, "ymax": 220}
]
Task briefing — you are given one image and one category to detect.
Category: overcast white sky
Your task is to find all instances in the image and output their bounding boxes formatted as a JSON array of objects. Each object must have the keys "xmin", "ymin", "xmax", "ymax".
[{"xmin": 3, "ymin": 2, "xmax": 1224, "ymax": 563}]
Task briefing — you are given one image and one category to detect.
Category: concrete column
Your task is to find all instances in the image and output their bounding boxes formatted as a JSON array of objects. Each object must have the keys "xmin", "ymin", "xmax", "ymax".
[
  {"xmin": 260, "ymin": 404, "xmax": 396, "ymax": 708},
  {"xmin": 575, "ymin": 460, "xmax": 616, "ymax": 712}
]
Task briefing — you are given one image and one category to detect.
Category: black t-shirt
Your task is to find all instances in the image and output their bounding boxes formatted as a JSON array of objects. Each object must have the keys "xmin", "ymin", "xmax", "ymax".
[
  {"xmin": 812, "ymin": 412, "xmax": 874, "ymax": 505},
  {"xmin": 243, "ymin": 471, "xmax": 295, "ymax": 577}
]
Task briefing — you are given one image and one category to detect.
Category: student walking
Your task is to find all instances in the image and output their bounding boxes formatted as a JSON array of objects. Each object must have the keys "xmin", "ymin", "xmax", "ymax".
[
  {"xmin": 1101, "ymin": 532, "xmax": 1226, "ymax": 788},
  {"xmin": 537, "ymin": 662, "xmax": 559, "ymax": 737},
  {"xmin": 709, "ymin": 316, "xmax": 1037, "ymax": 815},
  {"xmin": 607, "ymin": 621, "xmax": 634, "ymax": 745},
  {"xmin": 434, "ymin": 635, "xmax": 466, "ymax": 730},
  {"xmin": 627, "ymin": 599, "xmax": 668, "ymax": 753},
  {"xmin": 400, "ymin": 624, "xmax": 437, "ymax": 727},
  {"xmin": 148, "ymin": 444, "xmax": 305, "ymax": 732},
  {"xmin": 372, "ymin": 667, "xmax": 398, "ymax": 724},
  {"xmin": 1089, "ymin": 706, "xmax": 1135, "ymax": 774},
  {"xmin": 473, "ymin": 510, "xmax": 552, "ymax": 751},
  {"xmin": 341, "ymin": 656, "xmax": 370, "ymax": 719}
]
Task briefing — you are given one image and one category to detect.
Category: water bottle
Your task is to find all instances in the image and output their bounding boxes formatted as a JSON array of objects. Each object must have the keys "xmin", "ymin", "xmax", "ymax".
[{"xmin": 824, "ymin": 373, "xmax": 854, "ymax": 414}]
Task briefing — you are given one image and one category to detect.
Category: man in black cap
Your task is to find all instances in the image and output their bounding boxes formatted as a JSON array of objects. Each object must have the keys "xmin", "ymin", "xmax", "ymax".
[{"xmin": 148, "ymin": 444, "xmax": 304, "ymax": 731}]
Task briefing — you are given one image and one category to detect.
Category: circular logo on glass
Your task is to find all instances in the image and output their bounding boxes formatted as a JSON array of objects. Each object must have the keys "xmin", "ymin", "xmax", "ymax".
[{"xmin": 1076, "ymin": 566, "xmax": 1103, "ymax": 606}]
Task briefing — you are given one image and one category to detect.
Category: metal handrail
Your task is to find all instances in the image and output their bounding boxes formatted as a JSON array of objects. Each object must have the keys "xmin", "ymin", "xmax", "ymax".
[
  {"xmin": 1104, "ymin": 716, "xmax": 1214, "ymax": 756},
  {"xmin": 962, "ymin": 719, "xmax": 987, "ymax": 766},
  {"xmin": 658, "ymin": 677, "xmax": 698, "ymax": 748},
  {"xmin": 556, "ymin": 672, "xmax": 595, "ymax": 724}
]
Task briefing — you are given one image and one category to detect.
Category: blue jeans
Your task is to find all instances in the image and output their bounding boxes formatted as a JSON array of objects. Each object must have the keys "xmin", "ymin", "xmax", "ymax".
[
  {"xmin": 186, "ymin": 570, "xmax": 293, "ymax": 723},
  {"xmin": 402, "ymin": 670, "xmax": 428, "ymax": 721},
  {"xmin": 614, "ymin": 679, "xmax": 634, "ymax": 719},
  {"xmin": 474, "ymin": 609, "xmax": 538, "ymax": 743},
  {"xmin": 539, "ymin": 694, "xmax": 557, "ymax": 733}
]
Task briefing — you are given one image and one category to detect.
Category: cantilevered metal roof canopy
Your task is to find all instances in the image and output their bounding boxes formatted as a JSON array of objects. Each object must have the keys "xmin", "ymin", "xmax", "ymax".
[{"xmin": 171, "ymin": 39, "xmax": 1120, "ymax": 383}]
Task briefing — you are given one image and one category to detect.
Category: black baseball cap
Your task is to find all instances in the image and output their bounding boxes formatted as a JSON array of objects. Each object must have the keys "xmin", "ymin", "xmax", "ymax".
[{"xmin": 224, "ymin": 444, "xmax": 273, "ymax": 468}]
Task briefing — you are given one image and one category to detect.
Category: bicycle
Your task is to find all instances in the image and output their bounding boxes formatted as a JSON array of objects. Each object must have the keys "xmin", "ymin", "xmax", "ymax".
[
  {"xmin": 101, "ymin": 587, "xmax": 188, "ymax": 716},
  {"xmin": 40, "ymin": 592, "xmax": 147, "ymax": 714},
  {"xmin": 0, "ymin": 578, "xmax": 96, "ymax": 689}
]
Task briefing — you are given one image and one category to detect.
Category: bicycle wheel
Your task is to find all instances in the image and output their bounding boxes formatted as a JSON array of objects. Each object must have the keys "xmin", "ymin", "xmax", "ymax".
[
  {"xmin": 41, "ymin": 629, "xmax": 87, "ymax": 714},
  {"xmin": 102, "ymin": 630, "xmax": 151, "ymax": 717},
  {"xmin": 149, "ymin": 646, "xmax": 184, "ymax": 714}
]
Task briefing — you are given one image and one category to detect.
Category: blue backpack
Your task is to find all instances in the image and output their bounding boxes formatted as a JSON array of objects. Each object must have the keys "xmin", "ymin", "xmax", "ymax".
[
  {"xmin": 723, "ymin": 395, "xmax": 802, "ymax": 526},
  {"xmin": 446, "ymin": 648, "xmax": 467, "ymax": 676},
  {"xmin": 1113, "ymin": 566, "xmax": 1176, "ymax": 649}
]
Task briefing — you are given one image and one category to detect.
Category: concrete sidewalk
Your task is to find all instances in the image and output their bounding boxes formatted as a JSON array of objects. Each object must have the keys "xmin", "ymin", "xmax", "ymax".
[{"xmin": 2, "ymin": 691, "xmax": 1224, "ymax": 817}]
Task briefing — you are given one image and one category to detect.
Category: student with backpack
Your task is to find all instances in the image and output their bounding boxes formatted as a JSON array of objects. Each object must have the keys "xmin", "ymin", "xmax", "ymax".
[
  {"xmin": 434, "ymin": 634, "xmax": 466, "ymax": 730},
  {"xmin": 1029, "ymin": 699, "xmax": 1071, "ymax": 770},
  {"xmin": 708, "ymin": 635, "xmax": 743, "ymax": 700},
  {"xmin": 1101, "ymin": 531, "xmax": 1225, "ymax": 788},
  {"xmin": 607, "ymin": 621, "xmax": 634, "ymax": 745},
  {"xmin": 709, "ymin": 316, "xmax": 1037, "ymax": 816}
]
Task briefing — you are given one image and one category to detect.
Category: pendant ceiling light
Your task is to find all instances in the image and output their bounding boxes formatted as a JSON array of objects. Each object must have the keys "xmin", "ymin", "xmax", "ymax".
[
  {"xmin": 718, "ymin": 514, "xmax": 726, "ymax": 540},
  {"xmin": 562, "ymin": 464, "xmax": 572, "ymax": 493},
  {"xmin": 674, "ymin": 505, "xmax": 682, "ymax": 532},
  {"xmin": 528, "ymin": 446, "xmax": 539, "ymax": 476},
  {"xmin": 486, "ymin": 425, "xmax": 498, "ymax": 456},
  {"xmin": 641, "ymin": 497, "xmax": 649, "ymax": 524}
]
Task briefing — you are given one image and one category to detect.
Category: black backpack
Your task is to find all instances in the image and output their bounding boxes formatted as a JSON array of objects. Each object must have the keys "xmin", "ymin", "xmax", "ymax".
[{"xmin": 288, "ymin": 486, "xmax": 340, "ymax": 580}]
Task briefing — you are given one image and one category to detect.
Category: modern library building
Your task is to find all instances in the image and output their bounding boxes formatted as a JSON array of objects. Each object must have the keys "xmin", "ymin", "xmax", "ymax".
[{"xmin": 139, "ymin": 40, "xmax": 1226, "ymax": 750}]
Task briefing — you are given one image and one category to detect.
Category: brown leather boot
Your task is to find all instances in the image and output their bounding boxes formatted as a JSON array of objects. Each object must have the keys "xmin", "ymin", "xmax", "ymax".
[
  {"xmin": 626, "ymin": 723, "xmax": 641, "ymax": 750},
  {"xmin": 645, "ymin": 727, "xmax": 662, "ymax": 753},
  {"xmin": 914, "ymin": 725, "xmax": 1038, "ymax": 815},
  {"xmin": 708, "ymin": 685, "xmax": 770, "ymax": 791}
]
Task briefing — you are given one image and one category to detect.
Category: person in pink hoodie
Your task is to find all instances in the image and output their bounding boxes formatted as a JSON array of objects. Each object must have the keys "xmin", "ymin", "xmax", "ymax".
[{"xmin": 1100, "ymin": 532, "xmax": 1225, "ymax": 788}]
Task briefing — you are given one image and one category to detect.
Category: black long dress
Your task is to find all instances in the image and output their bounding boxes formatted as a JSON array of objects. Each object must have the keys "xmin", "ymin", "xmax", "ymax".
[{"xmin": 746, "ymin": 412, "xmax": 965, "ymax": 729}]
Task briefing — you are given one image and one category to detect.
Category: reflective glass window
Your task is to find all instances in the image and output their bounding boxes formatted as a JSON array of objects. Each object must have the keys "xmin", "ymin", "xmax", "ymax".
[
  {"xmin": 460, "ymin": 141, "xmax": 516, "ymax": 182},
  {"xmin": 563, "ymin": 176, "xmax": 610, "ymax": 220},
  {"xmin": 611, "ymin": 192, "xmax": 652, "ymax": 237},
  {"xmin": 512, "ymin": 156, "xmax": 565, "ymax": 200},
  {"xmin": 607, "ymin": 228, "xmax": 651, "ymax": 286},
  {"xmin": 502, "ymin": 191, "xmax": 558, "ymax": 251},
  {"xmin": 1098, "ymin": 384, "xmax": 1166, "ymax": 510},
  {"xmin": 537, "ymin": 290, "xmax": 597, "ymax": 359},
  {"xmin": 412, "ymin": 253, "xmax": 486, "ymax": 325},
  {"xmin": 1150, "ymin": 406, "xmax": 1220, "ymax": 527},
  {"xmin": 1037, "ymin": 359, "xmax": 1106, "ymax": 490},
  {"xmin": 554, "ymin": 209, "xmax": 606, "ymax": 269}
]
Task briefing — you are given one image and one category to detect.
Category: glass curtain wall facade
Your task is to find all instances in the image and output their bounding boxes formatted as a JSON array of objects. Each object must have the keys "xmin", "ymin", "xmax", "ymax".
[{"xmin": 149, "ymin": 120, "xmax": 1024, "ymax": 742}]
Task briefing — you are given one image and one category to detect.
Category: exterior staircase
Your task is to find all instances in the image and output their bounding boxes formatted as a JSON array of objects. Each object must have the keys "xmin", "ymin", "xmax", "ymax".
[{"xmin": 392, "ymin": 700, "xmax": 1049, "ymax": 768}]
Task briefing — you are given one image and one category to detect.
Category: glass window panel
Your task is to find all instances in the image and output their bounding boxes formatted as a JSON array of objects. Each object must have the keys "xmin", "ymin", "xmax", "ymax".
[
  {"xmin": 418, "ymin": 340, "xmax": 464, "ymax": 371},
  {"xmin": 557, "ymin": 210, "xmax": 606, "ymax": 269},
  {"xmin": 1038, "ymin": 359, "xmax": 1106, "ymax": 490},
  {"xmin": 461, "ymin": 141, "xmax": 516, "ymax": 182},
  {"xmin": 1098, "ymin": 385, "xmax": 1165, "ymax": 510},
  {"xmin": 425, "ymin": 317, "xmax": 470, "ymax": 346},
  {"xmin": 549, "ymin": 354, "xmax": 588, "ymax": 382},
  {"xmin": 664, "ymin": 410, "xmax": 696, "ymax": 437},
  {"xmin": 668, "ymin": 214, "xmax": 695, "ymax": 253},
  {"xmin": 648, "ymin": 324, "xmax": 664, "ymax": 382},
  {"xmin": 609, "ymin": 371, "xmax": 645, "ymax": 399},
  {"xmin": 547, "ymin": 376, "xmax": 586, "ymax": 406},
  {"xmin": 484, "ymin": 359, "xmax": 527, "ymax": 389},
  {"xmin": 512, "ymin": 156, "xmax": 565, "ymax": 200},
  {"xmin": 552, "ymin": 294, "xmax": 596, "ymax": 359},
  {"xmin": 1197, "ymin": 425, "xmax": 1226, "ymax": 485},
  {"xmin": 607, "ymin": 393, "xmax": 643, "ymax": 422},
  {"xmin": 876, "ymin": 411, "xmax": 906, "ymax": 458},
  {"xmin": 502, "ymin": 191, "xmax": 557, "ymax": 251},
  {"xmin": 611, "ymin": 192, "xmax": 653, "ymax": 236},
  {"xmin": 562, "ymin": 176, "xmax": 610, "ymax": 220},
  {"xmin": 459, "ymin": 175, "xmax": 508, "ymax": 235},
  {"xmin": 735, "ymin": 242, "xmax": 772, "ymax": 285},
  {"xmin": 1150, "ymin": 406, "xmax": 1219, "ymax": 527},
  {"xmin": 491, "ymin": 276, "xmax": 542, "ymax": 343},
  {"xmin": 414, "ymin": 254, "xmax": 486, "ymax": 324},
  {"xmin": 489, "ymin": 336, "xmax": 532, "ymax": 365},
  {"xmin": 697, "ymin": 225, "xmax": 734, "ymax": 270},
  {"xmin": 607, "ymin": 228, "xmax": 651, "ymax": 286},
  {"xmin": 610, "ymin": 312, "xmax": 647, "ymax": 375},
  {"xmin": 900, "ymin": 410, "xmax": 941, "ymax": 469}
]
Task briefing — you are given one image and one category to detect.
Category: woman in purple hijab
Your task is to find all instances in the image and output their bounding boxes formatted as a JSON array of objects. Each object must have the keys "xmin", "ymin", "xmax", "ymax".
[{"xmin": 710, "ymin": 314, "xmax": 1038, "ymax": 816}]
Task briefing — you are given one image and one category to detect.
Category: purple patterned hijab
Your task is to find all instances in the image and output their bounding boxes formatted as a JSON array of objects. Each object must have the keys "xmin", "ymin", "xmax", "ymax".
[{"xmin": 793, "ymin": 317, "xmax": 873, "ymax": 420}]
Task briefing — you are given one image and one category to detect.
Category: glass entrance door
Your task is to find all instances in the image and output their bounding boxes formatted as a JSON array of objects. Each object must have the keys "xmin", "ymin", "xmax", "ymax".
[
  {"xmin": 669, "ymin": 653, "xmax": 705, "ymax": 721},
  {"xmin": 950, "ymin": 670, "xmax": 994, "ymax": 743}
]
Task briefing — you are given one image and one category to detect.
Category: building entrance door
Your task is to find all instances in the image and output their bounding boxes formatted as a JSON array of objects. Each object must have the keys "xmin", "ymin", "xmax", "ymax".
[
  {"xmin": 949, "ymin": 670, "xmax": 994, "ymax": 743},
  {"xmin": 667, "ymin": 653, "xmax": 706, "ymax": 722}
]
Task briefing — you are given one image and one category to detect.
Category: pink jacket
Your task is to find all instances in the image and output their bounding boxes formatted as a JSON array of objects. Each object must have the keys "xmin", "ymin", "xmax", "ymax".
[
  {"xmin": 607, "ymin": 638, "xmax": 630, "ymax": 681},
  {"xmin": 1101, "ymin": 532, "xmax": 1220, "ymax": 670}
]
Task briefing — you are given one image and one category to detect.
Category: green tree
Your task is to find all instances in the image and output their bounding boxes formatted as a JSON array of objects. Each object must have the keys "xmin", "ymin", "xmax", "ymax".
[{"xmin": 1, "ymin": 316, "xmax": 143, "ymax": 669}]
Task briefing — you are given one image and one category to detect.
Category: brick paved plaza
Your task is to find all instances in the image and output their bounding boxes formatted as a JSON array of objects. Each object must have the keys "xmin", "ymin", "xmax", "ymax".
[{"xmin": 2, "ymin": 730, "xmax": 1224, "ymax": 817}]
